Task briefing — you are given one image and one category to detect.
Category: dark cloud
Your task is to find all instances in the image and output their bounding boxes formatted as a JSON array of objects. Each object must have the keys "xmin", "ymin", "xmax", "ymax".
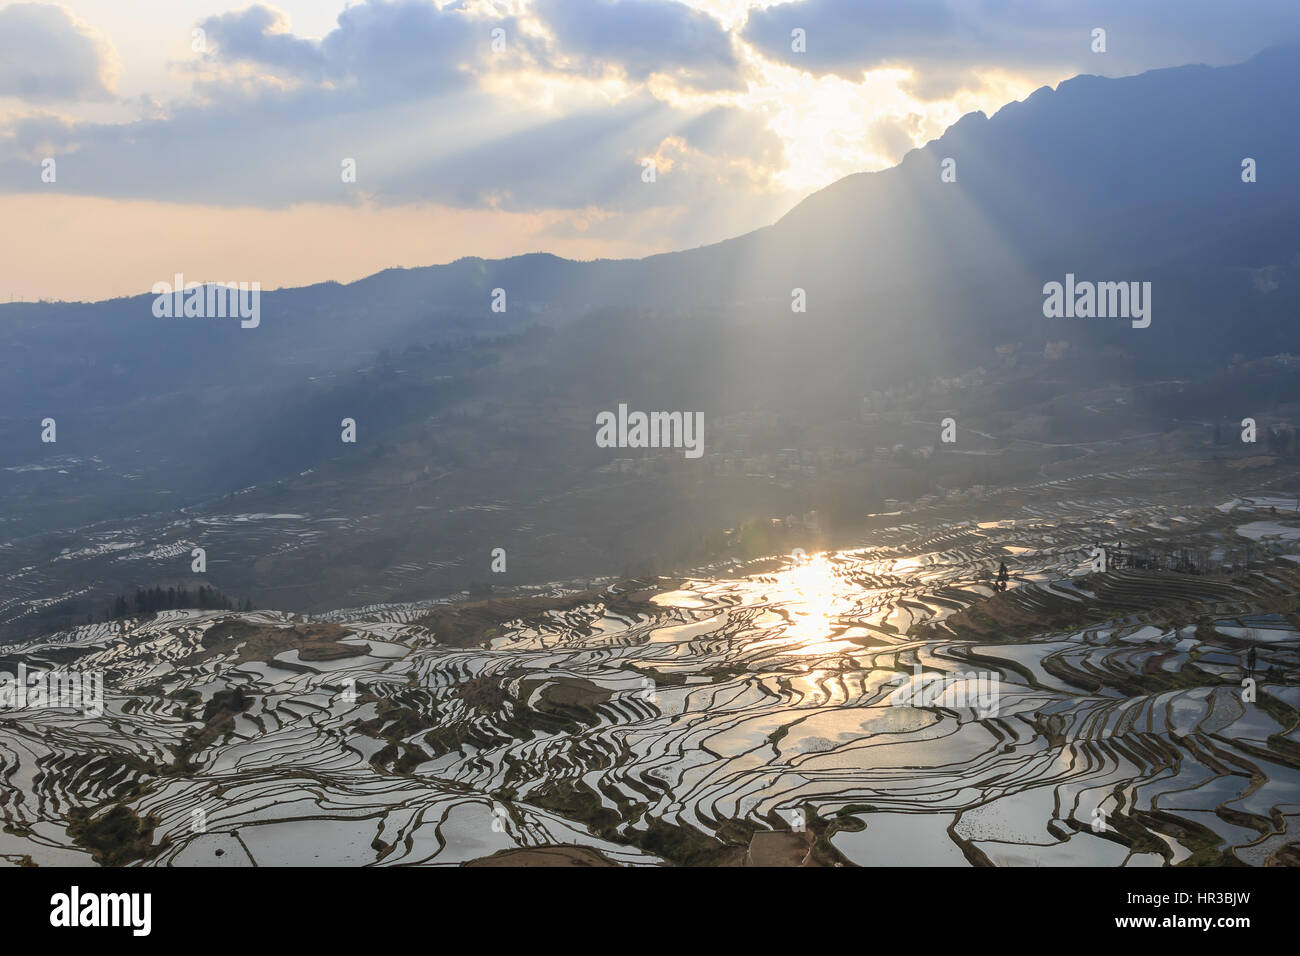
[
  {"xmin": 533, "ymin": 0, "xmax": 743, "ymax": 91},
  {"xmin": 199, "ymin": 5, "xmax": 326, "ymax": 81},
  {"xmin": 201, "ymin": 1, "xmax": 741, "ymax": 96},
  {"xmin": 198, "ymin": 1, "xmax": 529, "ymax": 97},
  {"xmin": 0, "ymin": 2, "xmax": 119, "ymax": 102},
  {"xmin": 742, "ymin": 0, "xmax": 1300, "ymax": 83},
  {"xmin": 0, "ymin": 84, "xmax": 783, "ymax": 217}
]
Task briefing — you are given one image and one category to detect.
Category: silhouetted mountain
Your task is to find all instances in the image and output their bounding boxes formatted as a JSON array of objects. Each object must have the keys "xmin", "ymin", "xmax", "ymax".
[{"xmin": 3, "ymin": 45, "xmax": 1300, "ymax": 636}]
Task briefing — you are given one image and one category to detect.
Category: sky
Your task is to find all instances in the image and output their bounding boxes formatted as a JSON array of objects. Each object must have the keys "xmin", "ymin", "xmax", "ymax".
[{"xmin": 1, "ymin": 0, "xmax": 1298, "ymax": 302}]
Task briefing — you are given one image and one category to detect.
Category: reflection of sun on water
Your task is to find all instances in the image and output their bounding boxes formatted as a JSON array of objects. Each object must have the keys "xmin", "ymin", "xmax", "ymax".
[{"xmin": 783, "ymin": 554, "xmax": 841, "ymax": 642}]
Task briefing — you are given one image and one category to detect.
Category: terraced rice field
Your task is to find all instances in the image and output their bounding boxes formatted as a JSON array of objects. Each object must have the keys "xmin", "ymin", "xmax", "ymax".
[{"xmin": 2, "ymin": 486, "xmax": 1299, "ymax": 866}]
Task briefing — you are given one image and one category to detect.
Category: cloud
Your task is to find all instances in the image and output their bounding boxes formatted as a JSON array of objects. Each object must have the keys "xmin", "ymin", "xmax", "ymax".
[
  {"xmin": 534, "ymin": 0, "xmax": 743, "ymax": 91},
  {"xmin": 199, "ymin": 5, "xmax": 327, "ymax": 81},
  {"xmin": 196, "ymin": 1, "xmax": 555, "ymax": 102},
  {"xmin": 865, "ymin": 114, "xmax": 922, "ymax": 163},
  {"xmin": 199, "ymin": 1, "xmax": 742, "ymax": 96},
  {"xmin": 0, "ymin": 1, "xmax": 783, "ymax": 215},
  {"xmin": 0, "ymin": 81, "xmax": 785, "ymax": 218},
  {"xmin": 7, "ymin": 0, "xmax": 1292, "ymax": 251},
  {"xmin": 742, "ymin": 0, "xmax": 1300, "ymax": 84},
  {"xmin": 0, "ymin": 2, "xmax": 121, "ymax": 102}
]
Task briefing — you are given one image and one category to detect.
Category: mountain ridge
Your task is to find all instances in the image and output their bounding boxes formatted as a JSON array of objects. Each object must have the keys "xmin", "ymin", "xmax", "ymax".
[
  {"xmin": 7, "ymin": 40, "xmax": 1296, "ymax": 313},
  {"xmin": 2, "ymin": 44, "xmax": 1299, "ymax": 636}
]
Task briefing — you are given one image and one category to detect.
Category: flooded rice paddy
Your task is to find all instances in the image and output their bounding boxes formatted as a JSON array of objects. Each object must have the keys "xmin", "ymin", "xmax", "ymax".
[{"xmin": 2, "ymin": 482, "xmax": 1299, "ymax": 866}]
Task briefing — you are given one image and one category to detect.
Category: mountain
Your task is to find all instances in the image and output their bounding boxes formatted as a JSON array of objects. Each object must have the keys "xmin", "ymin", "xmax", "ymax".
[{"xmin": 2, "ymin": 44, "xmax": 1300, "ymax": 638}]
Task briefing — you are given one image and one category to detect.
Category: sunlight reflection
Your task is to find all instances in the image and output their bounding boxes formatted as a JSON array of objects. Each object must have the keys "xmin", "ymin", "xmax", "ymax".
[{"xmin": 781, "ymin": 553, "xmax": 844, "ymax": 642}]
